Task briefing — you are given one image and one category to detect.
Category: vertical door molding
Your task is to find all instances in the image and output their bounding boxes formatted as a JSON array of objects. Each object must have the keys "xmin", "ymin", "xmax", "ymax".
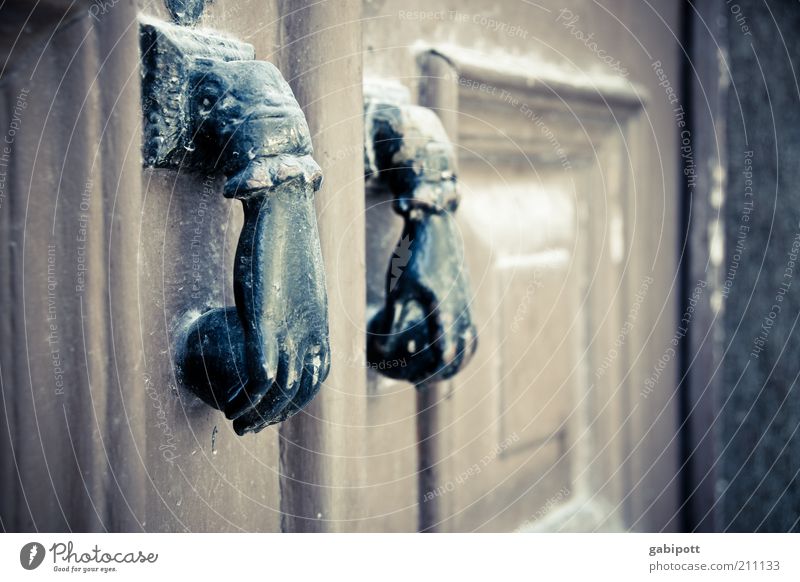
[
  {"xmin": 0, "ymin": 0, "xmax": 147, "ymax": 531},
  {"xmin": 276, "ymin": 0, "xmax": 367, "ymax": 532}
]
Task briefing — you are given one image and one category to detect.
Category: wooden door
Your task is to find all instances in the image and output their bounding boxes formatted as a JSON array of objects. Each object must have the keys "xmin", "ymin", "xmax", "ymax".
[{"xmin": 0, "ymin": 0, "xmax": 683, "ymax": 533}]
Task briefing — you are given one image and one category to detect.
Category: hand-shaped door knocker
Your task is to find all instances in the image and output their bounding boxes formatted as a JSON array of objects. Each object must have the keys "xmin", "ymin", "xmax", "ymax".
[
  {"xmin": 141, "ymin": 19, "xmax": 330, "ymax": 434},
  {"xmin": 366, "ymin": 101, "xmax": 477, "ymax": 385}
]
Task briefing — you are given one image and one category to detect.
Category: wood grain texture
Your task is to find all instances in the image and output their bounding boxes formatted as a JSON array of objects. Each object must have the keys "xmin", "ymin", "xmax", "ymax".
[{"xmin": 276, "ymin": 0, "xmax": 367, "ymax": 532}]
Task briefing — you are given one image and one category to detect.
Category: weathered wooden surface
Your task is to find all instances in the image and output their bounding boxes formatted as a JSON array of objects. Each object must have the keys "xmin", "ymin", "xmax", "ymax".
[{"xmin": 0, "ymin": 0, "xmax": 685, "ymax": 533}]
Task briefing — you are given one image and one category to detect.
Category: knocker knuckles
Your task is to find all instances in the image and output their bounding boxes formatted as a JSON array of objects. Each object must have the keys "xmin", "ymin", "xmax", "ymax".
[{"xmin": 230, "ymin": 331, "xmax": 331, "ymax": 435}]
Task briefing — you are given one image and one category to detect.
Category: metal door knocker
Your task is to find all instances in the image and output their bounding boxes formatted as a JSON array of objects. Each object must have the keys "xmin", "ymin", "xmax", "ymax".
[
  {"xmin": 365, "ymin": 94, "xmax": 477, "ymax": 385},
  {"xmin": 140, "ymin": 18, "xmax": 330, "ymax": 434}
]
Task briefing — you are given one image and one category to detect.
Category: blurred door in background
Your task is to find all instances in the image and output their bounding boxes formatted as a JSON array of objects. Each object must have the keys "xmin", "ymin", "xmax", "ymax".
[{"xmin": 362, "ymin": 1, "xmax": 684, "ymax": 532}]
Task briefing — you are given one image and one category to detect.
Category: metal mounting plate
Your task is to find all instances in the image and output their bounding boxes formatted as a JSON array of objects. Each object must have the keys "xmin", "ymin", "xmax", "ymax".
[{"xmin": 139, "ymin": 16, "xmax": 255, "ymax": 169}]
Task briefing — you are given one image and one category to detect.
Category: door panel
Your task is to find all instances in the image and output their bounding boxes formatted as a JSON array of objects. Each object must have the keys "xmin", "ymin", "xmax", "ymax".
[
  {"xmin": 137, "ymin": 0, "xmax": 285, "ymax": 532},
  {"xmin": 0, "ymin": 0, "xmax": 147, "ymax": 532},
  {"xmin": 136, "ymin": 0, "xmax": 367, "ymax": 532},
  {"xmin": 0, "ymin": 0, "xmax": 364, "ymax": 532}
]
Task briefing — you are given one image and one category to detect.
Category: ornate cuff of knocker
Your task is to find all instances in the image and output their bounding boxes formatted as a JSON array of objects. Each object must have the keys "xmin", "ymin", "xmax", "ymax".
[
  {"xmin": 224, "ymin": 154, "xmax": 323, "ymax": 199},
  {"xmin": 393, "ymin": 174, "xmax": 459, "ymax": 216},
  {"xmin": 370, "ymin": 103, "xmax": 460, "ymax": 215}
]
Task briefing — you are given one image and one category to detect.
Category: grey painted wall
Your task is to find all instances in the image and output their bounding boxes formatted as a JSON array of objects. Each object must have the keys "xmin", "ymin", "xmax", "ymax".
[{"xmin": 717, "ymin": 0, "xmax": 800, "ymax": 532}]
